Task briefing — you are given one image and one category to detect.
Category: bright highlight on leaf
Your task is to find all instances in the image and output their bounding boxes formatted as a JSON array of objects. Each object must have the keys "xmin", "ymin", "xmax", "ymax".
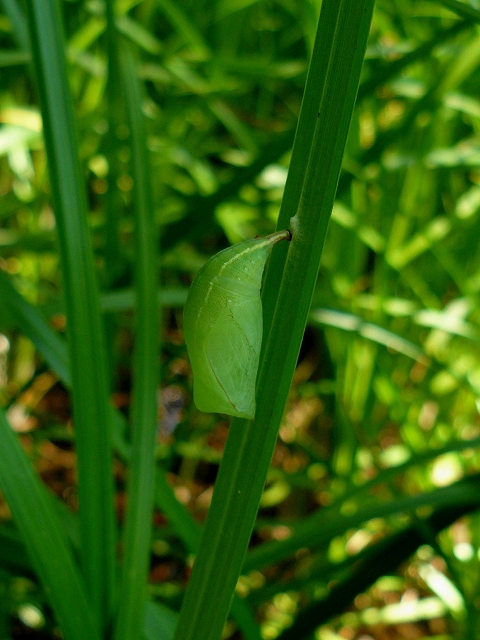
[{"xmin": 183, "ymin": 230, "xmax": 291, "ymax": 419}]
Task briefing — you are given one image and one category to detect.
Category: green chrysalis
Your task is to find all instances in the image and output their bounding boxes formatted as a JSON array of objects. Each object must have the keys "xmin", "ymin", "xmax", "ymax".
[{"xmin": 183, "ymin": 230, "xmax": 291, "ymax": 419}]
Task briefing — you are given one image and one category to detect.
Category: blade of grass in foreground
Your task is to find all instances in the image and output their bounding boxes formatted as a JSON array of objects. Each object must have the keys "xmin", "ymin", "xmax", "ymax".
[
  {"xmin": 25, "ymin": 0, "xmax": 116, "ymax": 629},
  {"xmin": 172, "ymin": 3, "xmax": 376, "ymax": 640},
  {"xmin": 0, "ymin": 408, "xmax": 101, "ymax": 640},
  {"xmin": 113, "ymin": 47, "xmax": 160, "ymax": 640}
]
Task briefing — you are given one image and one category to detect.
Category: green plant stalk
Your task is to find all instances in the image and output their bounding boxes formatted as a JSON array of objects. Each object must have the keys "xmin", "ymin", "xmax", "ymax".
[
  {"xmin": 173, "ymin": 2, "xmax": 376, "ymax": 640},
  {"xmin": 25, "ymin": 0, "xmax": 116, "ymax": 629},
  {"xmin": 0, "ymin": 408, "xmax": 101, "ymax": 640},
  {"xmin": 260, "ymin": 0, "xmax": 344, "ymax": 339},
  {"xmin": 113, "ymin": 46, "xmax": 160, "ymax": 640}
]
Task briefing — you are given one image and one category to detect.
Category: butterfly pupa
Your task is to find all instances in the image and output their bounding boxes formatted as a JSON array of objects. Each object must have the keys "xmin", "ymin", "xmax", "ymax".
[{"xmin": 183, "ymin": 230, "xmax": 291, "ymax": 419}]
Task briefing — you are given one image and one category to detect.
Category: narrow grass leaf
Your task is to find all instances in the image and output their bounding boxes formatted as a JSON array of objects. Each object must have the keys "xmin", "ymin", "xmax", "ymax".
[
  {"xmin": 424, "ymin": 0, "xmax": 480, "ymax": 22},
  {"xmin": 0, "ymin": 408, "xmax": 101, "ymax": 640},
  {"xmin": 310, "ymin": 308, "xmax": 430, "ymax": 364},
  {"xmin": 25, "ymin": 0, "xmax": 116, "ymax": 628},
  {"xmin": 0, "ymin": 271, "xmax": 71, "ymax": 385},
  {"xmin": 103, "ymin": 0, "xmax": 124, "ymax": 287},
  {"xmin": 143, "ymin": 601, "xmax": 177, "ymax": 640},
  {"xmin": 157, "ymin": 0, "xmax": 210, "ymax": 57},
  {"xmin": 1, "ymin": 0, "xmax": 29, "ymax": 51},
  {"xmin": 113, "ymin": 46, "xmax": 160, "ymax": 640}
]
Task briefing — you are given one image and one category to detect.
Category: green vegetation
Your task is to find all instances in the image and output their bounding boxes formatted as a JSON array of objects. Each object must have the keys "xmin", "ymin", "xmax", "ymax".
[{"xmin": 1, "ymin": 0, "xmax": 480, "ymax": 639}]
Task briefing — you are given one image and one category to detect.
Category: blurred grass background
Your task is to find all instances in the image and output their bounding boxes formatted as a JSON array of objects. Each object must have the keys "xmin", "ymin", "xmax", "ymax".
[{"xmin": 1, "ymin": 0, "xmax": 480, "ymax": 639}]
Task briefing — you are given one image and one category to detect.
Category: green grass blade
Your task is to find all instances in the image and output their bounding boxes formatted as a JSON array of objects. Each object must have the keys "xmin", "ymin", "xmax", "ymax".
[
  {"xmin": 0, "ymin": 526, "xmax": 34, "ymax": 578},
  {"xmin": 103, "ymin": 0, "xmax": 124, "ymax": 287},
  {"xmin": 310, "ymin": 307, "xmax": 429, "ymax": 364},
  {"xmin": 261, "ymin": 0, "xmax": 351, "ymax": 336},
  {"xmin": 113, "ymin": 46, "xmax": 160, "ymax": 640},
  {"xmin": 1, "ymin": 0, "xmax": 29, "ymax": 51},
  {"xmin": 172, "ymin": 3, "xmax": 375, "ymax": 640},
  {"xmin": 144, "ymin": 600, "xmax": 177, "ymax": 640},
  {"xmin": 157, "ymin": 0, "xmax": 210, "ymax": 57},
  {"xmin": 24, "ymin": 0, "xmax": 116, "ymax": 628},
  {"xmin": 154, "ymin": 468, "xmax": 200, "ymax": 552},
  {"xmin": 425, "ymin": 0, "xmax": 480, "ymax": 22},
  {"xmin": 0, "ymin": 271, "xmax": 71, "ymax": 385},
  {"xmin": 0, "ymin": 408, "xmax": 101, "ymax": 640},
  {"xmin": 101, "ymin": 288, "xmax": 188, "ymax": 312}
]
